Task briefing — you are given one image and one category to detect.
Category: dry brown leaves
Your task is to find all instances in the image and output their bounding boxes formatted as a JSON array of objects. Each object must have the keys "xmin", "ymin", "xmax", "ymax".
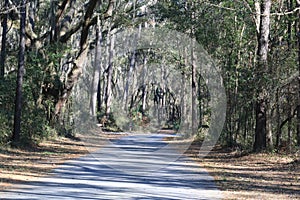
[
  {"xmin": 0, "ymin": 131, "xmax": 124, "ymax": 191},
  {"xmin": 185, "ymin": 144, "xmax": 300, "ymax": 200}
]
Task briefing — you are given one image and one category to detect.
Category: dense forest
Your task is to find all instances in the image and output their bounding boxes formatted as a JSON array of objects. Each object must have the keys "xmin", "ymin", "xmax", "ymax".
[{"xmin": 0, "ymin": 0, "xmax": 300, "ymax": 154}]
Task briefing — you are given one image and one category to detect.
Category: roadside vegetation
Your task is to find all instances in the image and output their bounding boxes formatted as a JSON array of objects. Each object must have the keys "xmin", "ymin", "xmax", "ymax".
[{"xmin": 0, "ymin": 0, "xmax": 300, "ymax": 198}]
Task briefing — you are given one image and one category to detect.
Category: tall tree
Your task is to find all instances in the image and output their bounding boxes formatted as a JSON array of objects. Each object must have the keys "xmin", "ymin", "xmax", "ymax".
[
  {"xmin": 0, "ymin": 0, "xmax": 9, "ymax": 78},
  {"xmin": 297, "ymin": 0, "xmax": 300, "ymax": 147},
  {"xmin": 90, "ymin": 17, "xmax": 102, "ymax": 117},
  {"xmin": 54, "ymin": 0, "xmax": 101, "ymax": 116},
  {"xmin": 105, "ymin": 31, "xmax": 115, "ymax": 115},
  {"xmin": 253, "ymin": 0, "xmax": 272, "ymax": 152},
  {"xmin": 12, "ymin": 0, "xmax": 27, "ymax": 145}
]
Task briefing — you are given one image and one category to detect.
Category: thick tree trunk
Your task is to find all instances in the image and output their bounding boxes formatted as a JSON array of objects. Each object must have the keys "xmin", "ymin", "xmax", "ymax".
[
  {"xmin": 54, "ymin": 0, "xmax": 100, "ymax": 117},
  {"xmin": 12, "ymin": 0, "xmax": 26, "ymax": 145},
  {"xmin": 0, "ymin": 0, "xmax": 9, "ymax": 78},
  {"xmin": 254, "ymin": 98, "xmax": 267, "ymax": 151},
  {"xmin": 253, "ymin": 0, "xmax": 271, "ymax": 152}
]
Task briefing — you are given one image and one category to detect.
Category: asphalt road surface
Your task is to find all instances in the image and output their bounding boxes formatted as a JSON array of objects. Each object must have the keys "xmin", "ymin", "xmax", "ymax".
[{"xmin": 0, "ymin": 134, "xmax": 222, "ymax": 200}]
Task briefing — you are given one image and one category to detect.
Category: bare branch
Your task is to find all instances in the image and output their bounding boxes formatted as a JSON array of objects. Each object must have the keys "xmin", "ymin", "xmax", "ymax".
[
  {"xmin": 270, "ymin": 6, "xmax": 300, "ymax": 16},
  {"xmin": 204, "ymin": 1, "xmax": 300, "ymax": 17},
  {"xmin": 0, "ymin": 0, "xmax": 31, "ymax": 14}
]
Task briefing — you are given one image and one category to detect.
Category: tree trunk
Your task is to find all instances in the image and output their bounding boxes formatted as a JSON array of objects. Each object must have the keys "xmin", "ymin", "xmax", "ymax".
[
  {"xmin": 254, "ymin": 98, "xmax": 267, "ymax": 151},
  {"xmin": 97, "ymin": 78, "xmax": 102, "ymax": 113},
  {"xmin": 180, "ymin": 47, "xmax": 188, "ymax": 134},
  {"xmin": 288, "ymin": 84, "xmax": 292, "ymax": 153},
  {"xmin": 142, "ymin": 52, "xmax": 148, "ymax": 112},
  {"xmin": 297, "ymin": 2, "xmax": 300, "ymax": 147},
  {"xmin": 198, "ymin": 75, "xmax": 203, "ymax": 127},
  {"xmin": 12, "ymin": 0, "xmax": 26, "ymax": 145},
  {"xmin": 0, "ymin": 0, "xmax": 9, "ymax": 78},
  {"xmin": 123, "ymin": 51, "xmax": 136, "ymax": 111},
  {"xmin": 253, "ymin": 0, "xmax": 271, "ymax": 152},
  {"xmin": 266, "ymin": 104, "xmax": 273, "ymax": 150},
  {"xmin": 54, "ymin": 0, "xmax": 100, "ymax": 117},
  {"xmin": 90, "ymin": 17, "xmax": 102, "ymax": 117},
  {"xmin": 191, "ymin": 43, "xmax": 197, "ymax": 136},
  {"xmin": 276, "ymin": 88, "xmax": 281, "ymax": 149},
  {"xmin": 105, "ymin": 32, "xmax": 115, "ymax": 115}
]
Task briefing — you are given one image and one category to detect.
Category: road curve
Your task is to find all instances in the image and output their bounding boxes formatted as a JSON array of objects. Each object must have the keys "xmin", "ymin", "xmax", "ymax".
[{"xmin": 0, "ymin": 134, "xmax": 222, "ymax": 200}]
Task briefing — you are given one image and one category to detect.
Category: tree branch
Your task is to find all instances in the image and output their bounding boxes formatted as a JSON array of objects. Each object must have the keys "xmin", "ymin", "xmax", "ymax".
[
  {"xmin": 55, "ymin": 0, "xmax": 71, "ymax": 23},
  {"xmin": 104, "ymin": 0, "xmax": 115, "ymax": 18},
  {"xmin": 59, "ymin": 20, "xmax": 84, "ymax": 43},
  {"xmin": 55, "ymin": 0, "xmax": 101, "ymax": 116},
  {"xmin": 270, "ymin": 6, "xmax": 300, "ymax": 16},
  {"xmin": 204, "ymin": 1, "xmax": 300, "ymax": 17},
  {"xmin": 54, "ymin": 0, "xmax": 71, "ymax": 40},
  {"xmin": 80, "ymin": 0, "xmax": 100, "ymax": 49},
  {"xmin": 280, "ymin": 108, "xmax": 297, "ymax": 130}
]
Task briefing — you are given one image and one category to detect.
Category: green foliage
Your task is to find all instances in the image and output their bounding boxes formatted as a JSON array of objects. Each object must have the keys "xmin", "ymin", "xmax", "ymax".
[
  {"xmin": 0, "ymin": 78, "xmax": 16, "ymax": 144},
  {"xmin": 0, "ymin": 113, "xmax": 11, "ymax": 144},
  {"xmin": 0, "ymin": 42, "xmax": 72, "ymax": 145},
  {"xmin": 21, "ymin": 106, "xmax": 56, "ymax": 144},
  {"xmin": 1, "ymin": 0, "xmax": 300, "ymax": 152}
]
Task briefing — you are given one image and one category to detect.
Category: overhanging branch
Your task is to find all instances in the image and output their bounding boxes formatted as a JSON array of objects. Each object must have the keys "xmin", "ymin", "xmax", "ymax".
[{"xmin": 204, "ymin": 1, "xmax": 300, "ymax": 17}]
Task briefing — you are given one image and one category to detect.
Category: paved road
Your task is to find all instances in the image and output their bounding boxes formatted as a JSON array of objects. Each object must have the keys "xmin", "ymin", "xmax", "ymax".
[{"xmin": 0, "ymin": 134, "xmax": 222, "ymax": 200}]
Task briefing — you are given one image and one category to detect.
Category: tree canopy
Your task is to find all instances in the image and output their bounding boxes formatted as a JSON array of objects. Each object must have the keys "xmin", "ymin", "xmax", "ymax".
[{"xmin": 0, "ymin": 0, "xmax": 300, "ymax": 153}]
